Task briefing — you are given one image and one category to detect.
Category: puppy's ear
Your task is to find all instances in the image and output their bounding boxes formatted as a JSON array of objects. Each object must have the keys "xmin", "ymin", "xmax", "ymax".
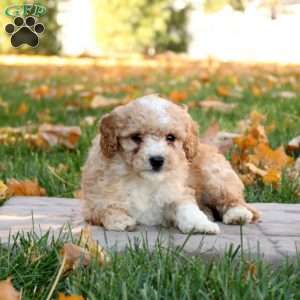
[
  {"xmin": 99, "ymin": 113, "xmax": 118, "ymax": 158},
  {"xmin": 183, "ymin": 119, "xmax": 199, "ymax": 161}
]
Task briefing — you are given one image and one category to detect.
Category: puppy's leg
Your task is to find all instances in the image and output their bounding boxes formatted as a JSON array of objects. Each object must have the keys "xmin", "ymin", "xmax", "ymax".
[
  {"xmin": 171, "ymin": 201, "xmax": 220, "ymax": 234},
  {"xmin": 191, "ymin": 144, "xmax": 261, "ymax": 225},
  {"xmin": 86, "ymin": 206, "xmax": 136, "ymax": 231}
]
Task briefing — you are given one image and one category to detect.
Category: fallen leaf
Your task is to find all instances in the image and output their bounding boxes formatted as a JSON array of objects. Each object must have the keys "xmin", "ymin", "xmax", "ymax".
[
  {"xmin": 169, "ymin": 91, "xmax": 187, "ymax": 102},
  {"xmin": 262, "ymin": 169, "xmax": 281, "ymax": 186},
  {"xmin": 199, "ymin": 100, "xmax": 237, "ymax": 112},
  {"xmin": 90, "ymin": 95, "xmax": 124, "ymax": 109},
  {"xmin": 0, "ymin": 277, "xmax": 20, "ymax": 300},
  {"xmin": 16, "ymin": 103, "xmax": 28, "ymax": 116},
  {"xmin": 7, "ymin": 179, "xmax": 46, "ymax": 197},
  {"xmin": 80, "ymin": 226, "xmax": 106, "ymax": 264},
  {"xmin": 273, "ymin": 91, "xmax": 296, "ymax": 100},
  {"xmin": 38, "ymin": 124, "xmax": 81, "ymax": 149},
  {"xmin": 29, "ymin": 84, "xmax": 50, "ymax": 100},
  {"xmin": 80, "ymin": 116, "xmax": 97, "ymax": 127},
  {"xmin": 245, "ymin": 163, "xmax": 267, "ymax": 177},
  {"xmin": 251, "ymin": 85, "xmax": 263, "ymax": 97},
  {"xmin": 60, "ymin": 227, "xmax": 107, "ymax": 272},
  {"xmin": 0, "ymin": 97, "xmax": 9, "ymax": 112},
  {"xmin": 216, "ymin": 86, "xmax": 231, "ymax": 97},
  {"xmin": 61, "ymin": 243, "xmax": 92, "ymax": 272},
  {"xmin": 0, "ymin": 181, "xmax": 8, "ymax": 201},
  {"xmin": 58, "ymin": 293, "xmax": 84, "ymax": 300}
]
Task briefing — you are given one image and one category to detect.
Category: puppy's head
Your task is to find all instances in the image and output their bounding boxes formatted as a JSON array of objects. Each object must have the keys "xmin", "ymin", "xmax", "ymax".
[{"xmin": 99, "ymin": 95, "xmax": 198, "ymax": 179}]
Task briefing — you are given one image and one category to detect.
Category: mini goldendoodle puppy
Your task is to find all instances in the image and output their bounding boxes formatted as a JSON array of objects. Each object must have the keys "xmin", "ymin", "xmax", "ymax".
[{"xmin": 81, "ymin": 95, "xmax": 261, "ymax": 234}]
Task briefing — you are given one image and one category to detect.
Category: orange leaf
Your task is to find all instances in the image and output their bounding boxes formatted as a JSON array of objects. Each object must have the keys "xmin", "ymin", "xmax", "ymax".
[
  {"xmin": 169, "ymin": 91, "xmax": 187, "ymax": 102},
  {"xmin": 16, "ymin": 103, "xmax": 28, "ymax": 116},
  {"xmin": 216, "ymin": 86, "xmax": 230, "ymax": 97},
  {"xmin": 7, "ymin": 179, "xmax": 46, "ymax": 197},
  {"xmin": 58, "ymin": 293, "xmax": 84, "ymax": 300},
  {"xmin": 0, "ymin": 277, "xmax": 20, "ymax": 300},
  {"xmin": 29, "ymin": 85, "xmax": 50, "ymax": 100},
  {"xmin": 0, "ymin": 180, "xmax": 8, "ymax": 201},
  {"xmin": 262, "ymin": 169, "xmax": 281, "ymax": 186}
]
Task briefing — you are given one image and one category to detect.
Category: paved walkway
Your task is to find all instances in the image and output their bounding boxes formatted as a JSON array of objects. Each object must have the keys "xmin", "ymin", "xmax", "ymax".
[{"xmin": 0, "ymin": 197, "xmax": 299, "ymax": 263}]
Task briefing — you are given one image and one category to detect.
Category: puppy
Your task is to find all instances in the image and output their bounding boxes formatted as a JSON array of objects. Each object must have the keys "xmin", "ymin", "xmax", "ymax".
[{"xmin": 81, "ymin": 95, "xmax": 261, "ymax": 234}]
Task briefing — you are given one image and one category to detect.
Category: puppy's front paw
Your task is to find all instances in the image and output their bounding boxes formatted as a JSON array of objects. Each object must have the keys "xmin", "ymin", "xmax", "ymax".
[
  {"xmin": 178, "ymin": 220, "xmax": 220, "ymax": 235},
  {"xmin": 223, "ymin": 206, "xmax": 253, "ymax": 225},
  {"xmin": 176, "ymin": 202, "xmax": 220, "ymax": 235},
  {"xmin": 104, "ymin": 214, "xmax": 137, "ymax": 232}
]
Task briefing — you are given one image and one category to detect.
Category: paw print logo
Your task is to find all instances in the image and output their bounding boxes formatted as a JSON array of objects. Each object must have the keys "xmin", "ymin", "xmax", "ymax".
[{"xmin": 5, "ymin": 16, "xmax": 45, "ymax": 48}]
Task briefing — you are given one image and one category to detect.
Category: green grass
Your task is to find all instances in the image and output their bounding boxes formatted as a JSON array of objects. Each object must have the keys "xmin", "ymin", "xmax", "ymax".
[{"xmin": 0, "ymin": 230, "xmax": 299, "ymax": 300}]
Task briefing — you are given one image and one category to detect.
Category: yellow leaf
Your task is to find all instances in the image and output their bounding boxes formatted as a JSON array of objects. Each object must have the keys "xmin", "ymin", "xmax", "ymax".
[
  {"xmin": 7, "ymin": 179, "xmax": 46, "ymax": 197},
  {"xmin": 251, "ymin": 85, "xmax": 262, "ymax": 97},
  {"xmin": 58, "ymin": 293, "xmax": 84, "ymax": 300},
  {"xmin": 16, "ymin": 103, "xmax": 28, "ymax": 116},
  {"xmin": 216, "ymin": 86, "xmax": 230, "ymax": 97},
  {"xmin": 263, "ymin": 169, "xmax": 281, "ymax": 186},
  {"xmin": 0, "ymin": 277, "xmax": 20, "ymax": 300},
  {"xmin": 0, "ymin": 181, "xmax": 8, "ymax": 200}
]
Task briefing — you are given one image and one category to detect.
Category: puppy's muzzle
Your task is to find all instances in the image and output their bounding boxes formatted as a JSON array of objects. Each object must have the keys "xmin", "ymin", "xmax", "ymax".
[{"xmin": 149, "ymin": 156, "xmax": 164, "ymax": 171}]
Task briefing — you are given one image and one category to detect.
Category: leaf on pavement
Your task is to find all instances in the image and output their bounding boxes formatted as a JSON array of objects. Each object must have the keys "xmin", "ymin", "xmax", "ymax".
[
  {"xmin": 0, "ymin": 277, "xmax": 21, "ymax": 300},
  {"xmin": 7, "ymin": 179, "xmax": 46, "ymax": 197}
]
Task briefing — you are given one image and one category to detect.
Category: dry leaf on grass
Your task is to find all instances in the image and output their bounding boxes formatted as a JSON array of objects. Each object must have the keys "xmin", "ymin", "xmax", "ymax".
[
  {"xmin": 216, "ymin": 86, "xmax": 231, "ymax": 97},
  {"xmin": 0, "ymin": 181, "xmax": 8, "ymax": 201},
  {"xmin": 6, "ymin": 179, "xmax": 46, "ymax": 197},
  {"xmin": 58, "ymin": 293, "xmax": 84, "ymax": 300},
  {"xmin": 169, "ymin": 91, "xmax": 187, "ymax": 102},
  {"xmin": 272, "ymin": 91, "xmax": 296, "ymax": 100},
  {"xmin": 60, "ymin": 226, "xmax": 107, "ymax": 272},
  {"xmin": 198, "ymin": 99, "xmax": 237, "ymax": 112},
  {"xmin": 90, "ymin": 95, "xmax": 125, "ymax": 109},
  {"xmin": 80, "ymin": 116, "xmax": 97, "ymax": 127},
  {"xmin": 0, "ymin": 277, "xmax": 21, "ymax": 300},
  {"xmin": 16, "ymin": 103, "xmax": 28, "ymax": 116},
  {"xmin": 38, "ymin": 124, "xmax": 81, "ymax": 149},
  {"xmin": 232, "ymin": 111, "xmax": 293, "ymax": 188}
]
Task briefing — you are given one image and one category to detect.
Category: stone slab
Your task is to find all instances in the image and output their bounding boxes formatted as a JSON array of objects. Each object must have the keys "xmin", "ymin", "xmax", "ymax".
[{"xmin": 0, "ymin": 197, "xmax": 300, "ymax": 263}]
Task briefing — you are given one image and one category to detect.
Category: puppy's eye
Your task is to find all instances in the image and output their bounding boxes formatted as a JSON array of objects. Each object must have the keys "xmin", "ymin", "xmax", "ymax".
[
  {"xmin": 166, "ymin": 134, "xmax": 176, "ymax": 142},
  {"xmin": 131, "ymin": 133, "xmax": 142, "ymax": 144}
]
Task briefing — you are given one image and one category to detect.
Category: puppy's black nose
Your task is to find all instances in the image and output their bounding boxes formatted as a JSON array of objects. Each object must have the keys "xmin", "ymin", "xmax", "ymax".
[{"xmin": 149, "ymin": 156, "xmax": 164, "ymax": 171}]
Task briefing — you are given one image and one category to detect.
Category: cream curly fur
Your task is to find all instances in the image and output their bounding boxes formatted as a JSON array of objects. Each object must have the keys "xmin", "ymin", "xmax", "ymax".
[{"xmin": 81, "ymin": 95, "xmax": 261, "ymax": 234}]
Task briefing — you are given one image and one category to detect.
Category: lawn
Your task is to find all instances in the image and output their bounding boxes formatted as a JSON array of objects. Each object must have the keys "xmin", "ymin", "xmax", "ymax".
[{"xmin": 0, "ymin": 56, "xmax": 300, "ymax": 299}]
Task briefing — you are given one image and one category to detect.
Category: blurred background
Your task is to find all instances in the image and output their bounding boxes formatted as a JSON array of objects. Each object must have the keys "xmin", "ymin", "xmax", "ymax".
[{"xmin": 0, "ymin": 0, "xmax": 299, "ymax": 63}]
